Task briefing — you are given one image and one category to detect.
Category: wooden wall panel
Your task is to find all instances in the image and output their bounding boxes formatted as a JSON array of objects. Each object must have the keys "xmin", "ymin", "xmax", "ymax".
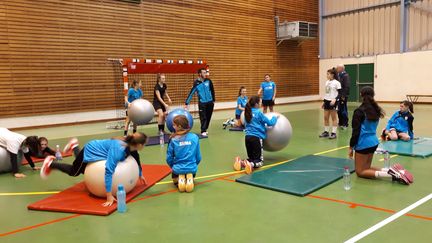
[{"xmin": 0, "ymin": 0, "xmax": 319, "ymax": 118}]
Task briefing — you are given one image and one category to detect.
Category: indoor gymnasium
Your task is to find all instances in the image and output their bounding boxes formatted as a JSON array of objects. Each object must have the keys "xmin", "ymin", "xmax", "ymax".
[{"xmin": 1, "ymin": 0, "xmax": 431, "ymax": 242}]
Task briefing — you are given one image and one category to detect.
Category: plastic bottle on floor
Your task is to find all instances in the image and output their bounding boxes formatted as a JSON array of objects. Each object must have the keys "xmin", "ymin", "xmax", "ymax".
[
  {"xmin": 159, "ymin": 132, "xmax": 165, "ymax": 147},
  {"xmin": 383, "ymin": 151, "xmax": 390, "ymax": 169},
  {"xmin": 55, "ymin": 145, "xmax": 62, "ymax": 162},
  {"xmin": 343, "ymin": 166, "xmax": 351, "ymax": 191},
  {"xmin": 117, "ymin": 184, "xmax": 127, "ymax": 213}
]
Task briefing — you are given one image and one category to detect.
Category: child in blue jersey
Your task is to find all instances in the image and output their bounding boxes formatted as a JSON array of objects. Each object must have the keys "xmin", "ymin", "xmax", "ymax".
[
  {"xmin": 223, "ymin": 86, "xmax": 248, "ymax": 129},
  {"xmin": 233, "ymin": 96, "xmax": 278, "ymax": 174},
  {"xmin": 124, "ymin": 80, "xmax": 144, "ymax": 136},
  {"xmin": 382, "ymin": 100, "xmax": 414, "ymax": 141},
  {"xmin": 258, "ymin": 74, "xmax": 276, "ymax": 113},
  {"xmin": 166, "ymin": 115, "xmax": 201, "ymax": 192},
  {"xmin": 349, "ymin": 87, "xmax": 413, "ymax": 185},
  {"xmin": 184, "ymin": 68, "xmax": 215, "ymax": 137},
  {"xmin": 40, "ymin": 133, "xmax": 148, "ymax": 206}
]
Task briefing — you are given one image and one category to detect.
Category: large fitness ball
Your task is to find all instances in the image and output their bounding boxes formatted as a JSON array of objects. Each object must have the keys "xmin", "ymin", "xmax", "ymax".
[
  {"xmin": 263, "ymin": 112, "xmax": 292, "ymax": 152},
  {"xmin": 240, "ymin": 111, "xmax": 245, "ymax": 125},
  {"xmin": 0, "ymin": 147, "xmax": 23, "ymax": 173},
  {"xmin": 84, "ymin": 156, "xmax": 139, "ymax": 197},
  {"xmin": 128, "ymin": 99, "xmax": 155, "ymax": 125},
  {"xmin": 166, "ymin": 108, "xmax": 194, "ymax": 133}
]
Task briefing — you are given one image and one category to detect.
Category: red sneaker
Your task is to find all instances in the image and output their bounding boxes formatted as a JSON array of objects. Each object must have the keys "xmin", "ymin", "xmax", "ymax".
[
  {"xmin": 393, "ymin": 163, "xmax": 414, "ymax": 184},
  {"xmin": 63, "ymin": 138, "xmax": 79, "ymax": 153},
  {"xmin": 40, "ymin": 156, "xmax": 54, "ymax": 179}
]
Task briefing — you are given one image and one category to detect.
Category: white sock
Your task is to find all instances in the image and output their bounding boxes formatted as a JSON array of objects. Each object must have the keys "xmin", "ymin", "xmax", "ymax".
[
  {"xmin": 381, "ymin": 168, "xmax": 389, "ymax": 172},
  {"xmin": 325, "ymin": 126, "xmax": 330, "ymax": 132},
  {"xmin": 375, "ymin": 171, "xmax": 391, "ymax": 178},
  {"xmin": 331, "ymin": 126, "xmax": 337, "ymax": 133}
]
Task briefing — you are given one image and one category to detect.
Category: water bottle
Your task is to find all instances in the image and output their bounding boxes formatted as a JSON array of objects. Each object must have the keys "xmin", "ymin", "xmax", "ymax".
[
  {"xmin": 117, "ymin": 184, "xmax": 127, "ymax": 213},
  {"xmin": 159, "ymin": 132, "xmax": 165, "ymax": 147},
  {"xmin": 55, "ymin": 145, "xmax": 62, "ymax": 162},
  {"xmin": 343, "ymin": 166, "xmax": 351, "ymax": 191},
  {"xmin": 383, "ymin": 151, "xmax": 390, "ymax": 169}
]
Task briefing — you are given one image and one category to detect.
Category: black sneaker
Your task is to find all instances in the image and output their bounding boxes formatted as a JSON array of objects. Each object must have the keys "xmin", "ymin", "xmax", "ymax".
[
  {"xmin": 329, "ymin": 133, "xmax": 337, "ymax": 139},
  {"xmin": 319, "ymin": 131, "xmax": 329, "ymax": 138}
]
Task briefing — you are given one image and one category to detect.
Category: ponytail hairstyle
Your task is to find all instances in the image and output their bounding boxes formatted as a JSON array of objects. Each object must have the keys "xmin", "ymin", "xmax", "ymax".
[
  {"xmin": 156, "ymin": 73, "xmax": 165, "ymax": 84},
  {"xmin": 327, "ymin": 68, "xmax": 338, "ymax": 81},
  {"xmin": 360, "ymin": 86, "xmax": 385, "ymax": 120},
  {"xmin": 238, "ymin": 86, "xmax": 245, "ymax": 97},
  {"xmin": 401, "ymin": 100, "xmax": 414, "ymax": 113},
  {"xmin": 245, "ymin": 95, "xmax": 261, "ymax": 123},
  {"xmin": 170, "ymin": 115, "xmax": 190, "ymax": 138},
  {"xmin": 123, "ymin": 132, "xmax": 148, "ymax": 147},
  {"xmin": 23, "ymin": 136, "xmax": 39, "ymax": 153}
]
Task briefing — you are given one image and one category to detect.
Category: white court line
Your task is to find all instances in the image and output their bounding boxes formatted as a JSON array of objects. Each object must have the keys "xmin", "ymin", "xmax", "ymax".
[{"xmin": 345, "ymin": 193, "xmax": 432, "ymax": 243}]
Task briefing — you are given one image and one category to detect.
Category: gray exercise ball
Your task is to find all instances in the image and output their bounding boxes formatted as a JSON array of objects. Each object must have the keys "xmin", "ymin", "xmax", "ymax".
[
  {"xmin": 263, "ymin": 112, "xmax": 292, "ymax": 152},
  {"xmin": 0, "ymin": 147, "xmax": 23, "ymax": 173},
  {"xmin": 128, "ymin": 99, "xmax": 155, "ymax": 125}
]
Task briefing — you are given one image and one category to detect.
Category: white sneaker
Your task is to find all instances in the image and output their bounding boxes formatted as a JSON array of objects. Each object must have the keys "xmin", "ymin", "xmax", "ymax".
[{"xmin": 201, "ymin": 132, "xmax": 208, "ymax": 137}]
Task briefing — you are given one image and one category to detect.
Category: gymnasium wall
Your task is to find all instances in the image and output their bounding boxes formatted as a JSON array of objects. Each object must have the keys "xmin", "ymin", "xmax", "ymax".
[
  {"xmin": 319, "ymin": 50, "xmax": 432, "ymax": 102},
  {"xmin": 322, "ymin": 0, "xmax": 432, "ymax": 58},
  {"xmin": 0, "ymin": 0, "xmax": 319, "ymax": 121}
]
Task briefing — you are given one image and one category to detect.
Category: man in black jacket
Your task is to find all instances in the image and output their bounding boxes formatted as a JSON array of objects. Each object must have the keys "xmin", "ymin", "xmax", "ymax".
[{"xmin": 336, "ymin": 64, "xmax": 350, "ymax": 129}]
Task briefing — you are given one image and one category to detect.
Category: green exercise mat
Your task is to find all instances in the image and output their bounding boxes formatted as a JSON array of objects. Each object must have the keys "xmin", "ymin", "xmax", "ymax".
[
  {"xmin": 379, "ymin": 137, "xmax": 432, "ymax": 158},
  {"xmin": 235, "ymin": 155, "xmax": 354, "ymax": 196}
]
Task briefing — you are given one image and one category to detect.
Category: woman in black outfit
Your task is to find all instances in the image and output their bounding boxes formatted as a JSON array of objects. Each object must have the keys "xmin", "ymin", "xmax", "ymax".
[{"xmin": 153, "ymin": 73, "xmax": 172, "ymax": 134}]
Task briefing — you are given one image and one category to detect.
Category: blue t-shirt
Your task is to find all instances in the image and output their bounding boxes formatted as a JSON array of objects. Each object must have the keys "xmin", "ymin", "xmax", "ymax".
[
  {"xmin": 127, "ymin": 88, "xmax": 143, "ymax": 103},
  {"xmin": 244, "ymin": 108, "xmax": 278, "ymax": 139},
  {"xmin": 235, "ymin": 96, "xmax": 248, "ymax": 116},
  {"xmin": 166, "ymin": 133, "xmax": 201, "ymax": 175},
  {"xmin": 260, "ymin": 81, "xmax": 276, "ymax": 101},
  {"xmin": 83, "ymin": 139, "xmax": 128, "ymax": 193}
]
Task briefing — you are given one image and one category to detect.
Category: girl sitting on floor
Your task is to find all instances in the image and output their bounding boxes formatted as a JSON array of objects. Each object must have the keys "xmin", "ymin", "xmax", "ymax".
[
  {"xmin": 166, "ymin": 115, "xmax": 201, "ymax": 193},
  {"xmin": 349, "ymin": 87, "xmax": 413, "ymax": 185},
  {"xmin": 382, "ymin": 100, "xmax": 414, "ymax": 141}
]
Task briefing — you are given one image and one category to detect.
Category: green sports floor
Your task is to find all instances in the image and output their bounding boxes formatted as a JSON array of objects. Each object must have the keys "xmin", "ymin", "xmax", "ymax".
[{"xmin": 1, "ymin": 102, "xmax": 431, "ymax": 243}]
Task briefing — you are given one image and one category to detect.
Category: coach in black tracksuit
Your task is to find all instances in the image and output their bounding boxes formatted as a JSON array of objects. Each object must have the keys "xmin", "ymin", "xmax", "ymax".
[
  {"xmin": 185, "ymin": 68, "xmax": 215, "ymax": 137},
  {"xmin": 337, "ymin": 64, "xmax": 350, "ymax": 128}
]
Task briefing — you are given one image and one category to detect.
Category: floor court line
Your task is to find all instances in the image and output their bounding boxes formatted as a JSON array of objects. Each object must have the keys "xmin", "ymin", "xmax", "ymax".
[
  {"xmin": 345, "ymin": 193, "xmax": 432, "ymax": 243},
  {"xmin": 0, "ymin": 145, "xmax": 350, "ymax": 196}
]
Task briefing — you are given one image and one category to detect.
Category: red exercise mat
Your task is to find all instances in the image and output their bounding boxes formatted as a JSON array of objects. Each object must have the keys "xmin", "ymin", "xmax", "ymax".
[
  {"xmin": 21, "ymin": 151, "xmax": 73, "ymax": 165},
  {"xmin": 28, "ymin": 164, "xmax": 171, "ymax": 216}
]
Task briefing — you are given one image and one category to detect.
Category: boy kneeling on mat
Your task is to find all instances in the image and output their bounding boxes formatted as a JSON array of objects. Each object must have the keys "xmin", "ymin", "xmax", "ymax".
[{"xmin": 166, "ymin": 115, "xmax": 201, "ymax": 192}]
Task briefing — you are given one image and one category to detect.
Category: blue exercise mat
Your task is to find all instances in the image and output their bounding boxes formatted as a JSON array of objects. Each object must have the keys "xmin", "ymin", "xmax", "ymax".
[
  {"xmin": 229, "ymin": 127, "xmax": 244, "ymax": 132},
  {"xmin": 379, "ymin": 137, "xmax": 432, "ymax": 158},
  {"xmin": 236, "ymin": 155, "xmax": 354, "ymax": 197}
]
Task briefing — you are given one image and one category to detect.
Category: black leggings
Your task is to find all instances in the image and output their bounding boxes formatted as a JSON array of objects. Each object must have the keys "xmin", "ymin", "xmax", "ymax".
[
  {"xmin": 50, "ymin": 146, "xmax": 141, "ymax": 176},
  {"xmin": 50, "ymin": 147, "xmax": 86, "ymax": 176},
  {"xmin": 245, "ymin": 135, "xmax": 263, "ymax": 168},
  {"xmin": 198, "ymin": 102, "xmax": 214, "ymax": 133}
]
